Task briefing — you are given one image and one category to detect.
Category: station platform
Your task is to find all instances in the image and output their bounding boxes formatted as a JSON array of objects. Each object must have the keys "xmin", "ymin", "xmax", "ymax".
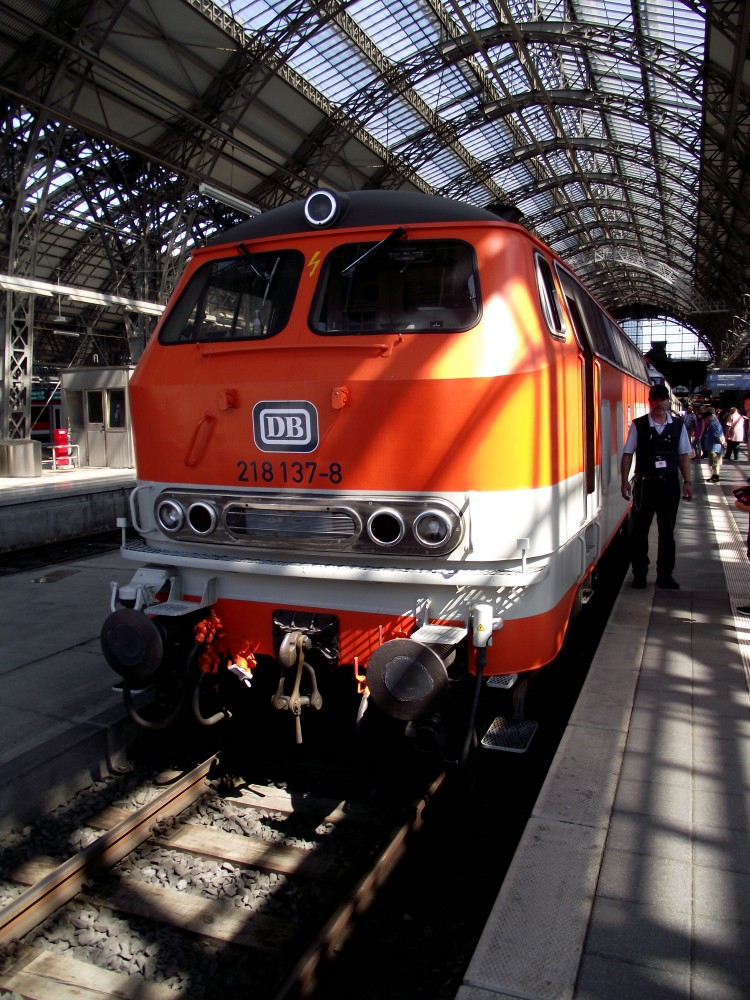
[
  {"xmin": 0, "ymin": 538, "xmax": 138, "ymax": 837},
  {"xmin": 0, "ymin": 465, "xmax": 135, "ymax": 552},
  {"xmin": 458, "ymin": 457, "xmax": 750, "ymax": 1000}
]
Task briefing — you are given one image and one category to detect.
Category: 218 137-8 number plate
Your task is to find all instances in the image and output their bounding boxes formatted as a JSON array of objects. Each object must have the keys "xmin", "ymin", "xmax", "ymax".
[{"xmin": 237, "ymin": 460, "xmax": 343, "ymax": 485}]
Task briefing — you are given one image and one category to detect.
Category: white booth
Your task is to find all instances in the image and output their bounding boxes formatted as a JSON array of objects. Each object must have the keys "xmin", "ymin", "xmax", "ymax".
[{"xmin": 60, "ymin": 366, "xmax": 135, "ymax": 468}]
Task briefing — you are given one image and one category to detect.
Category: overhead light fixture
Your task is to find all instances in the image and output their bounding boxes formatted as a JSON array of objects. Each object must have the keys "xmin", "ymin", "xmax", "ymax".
[
  {"xmin": 199, "ymin": 182, "xmax": 261, "ymax": 217},
  {"xmin": 66, "ymin": 288, "xmax": 164, "ymax": 314},
  {"xmin": 64, "ymin": 288, "xmax": 164, "ymax": 315},
  {"xmin": 124, "ymin": 302, "xmax": 164, "ymax": 316},
  {"xmin": 0, "ymin": 275, "xmax": 54, "ymax": 296},
  {"xmin": 54, "ymin": 279, "xmax": 70, "ymax": 324},
  {"xmin": 0, "ymin": 272, "xmax": 163, "ymax": 315}
]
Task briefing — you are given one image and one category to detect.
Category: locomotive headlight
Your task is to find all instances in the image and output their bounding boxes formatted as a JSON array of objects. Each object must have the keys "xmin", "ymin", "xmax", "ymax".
[
  {"xmin": 187, "ymin": 501, "xmax": 218, "ymax": 536},
  {"xmin": 304, "ymin": 189, "xmax": 347, "ymax": 228},
  {"xmin": 367, "ymin": 509, "xmax": 405, "ymax": 547},
  {"xmin": 156, "ymin": 499, "xmax": 184, "ymax": 534},
  {"xmin": 413, "ymin": 509, "xmax": 453, "ymax": 548}
]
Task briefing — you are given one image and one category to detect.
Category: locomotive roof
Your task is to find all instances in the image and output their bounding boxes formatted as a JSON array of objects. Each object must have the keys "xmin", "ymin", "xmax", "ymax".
[{"xmin": 210, "ymin": 190, "xmax": 508, "ymax": 245}]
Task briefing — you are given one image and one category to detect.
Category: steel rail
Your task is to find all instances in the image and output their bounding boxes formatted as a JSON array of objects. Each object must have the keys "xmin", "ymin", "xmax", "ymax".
[
  {"xmin": 0, "ymin": 754, "xmax": 217, "ymax": 946},
  {"xmin": 272, "ymin": 769, "xmax": 447, "ymax": 999}
]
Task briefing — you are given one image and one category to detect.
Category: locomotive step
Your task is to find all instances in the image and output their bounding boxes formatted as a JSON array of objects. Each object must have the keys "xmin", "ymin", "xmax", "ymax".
[
  {"xmin": 486, "ymin": 673, "xmax": 518, "ymax": 690},
  {"xmin": 481, "ymin": 716, "xmax": 538, "ymax": 753},
  {"xmin": 409, "ymin": 624, "xmax": 468, "ymax": 645}
]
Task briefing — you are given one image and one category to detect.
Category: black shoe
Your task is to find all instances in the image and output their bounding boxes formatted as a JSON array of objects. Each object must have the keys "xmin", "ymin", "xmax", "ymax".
[
  {"xmin": 737, "ymin": 606, "xmax": 750, "ymax": 615},
  {"xmin": 656, "ymin": 577, "xmax": 680, "ymax": 589},
  {"xmin": 632, "ymin": 577, "xmax": 647, "ymax": 589}
]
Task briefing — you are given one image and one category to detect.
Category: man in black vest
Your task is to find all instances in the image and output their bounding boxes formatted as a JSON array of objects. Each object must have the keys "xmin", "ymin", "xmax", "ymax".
[{"xmin": 620, "ymin": 383, "xmax": 693, "ymax": 589}]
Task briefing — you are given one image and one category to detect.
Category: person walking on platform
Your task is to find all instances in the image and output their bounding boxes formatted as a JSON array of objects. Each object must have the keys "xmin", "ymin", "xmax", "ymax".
[
  {"xmin": 701, "ymin": 406, "xmax": 726, "ymax": 482},
  {"xmin": 725, "ymin": 406, "xmax": 745, "ymax": 462},
  {"xmin": 683, "ymin": 405, "xmax": 698, "ymax": 457},
  {"xmin": 693, "ymin": 407, "xmax": 705, "ymax": 460},
  {"xmin": 620, "ymin": 383, "xmax": 693, "ymax": 589}
]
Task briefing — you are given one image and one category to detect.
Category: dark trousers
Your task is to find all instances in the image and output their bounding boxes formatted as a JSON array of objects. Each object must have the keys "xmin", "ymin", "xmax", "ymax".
[{"xmin": 630, "ymin": 475, "xmax": 680, "ymax": 580}]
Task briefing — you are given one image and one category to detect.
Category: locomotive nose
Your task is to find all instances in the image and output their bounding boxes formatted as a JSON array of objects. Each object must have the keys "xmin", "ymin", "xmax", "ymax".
[
  {"xmin": 100, "ymin": 609, "xmax": 165, "ymax": 686},
  {"xmin": 365, "ymin": 638, "xmax": 450, "ymax": 721}
]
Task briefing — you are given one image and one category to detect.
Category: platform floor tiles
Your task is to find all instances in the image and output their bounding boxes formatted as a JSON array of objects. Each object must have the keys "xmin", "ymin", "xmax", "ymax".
[{"xmin": 458, "ymin": 457, "xmax": 750, "ymax": 1000}]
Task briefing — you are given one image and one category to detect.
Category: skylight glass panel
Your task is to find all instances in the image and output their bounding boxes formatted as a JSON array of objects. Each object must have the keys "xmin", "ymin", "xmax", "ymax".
[
  {"xmin": 494, "ymin": 161, "xmax": 537, "ymax": 191},
  {"xmin": 464, "ymin": 120, "xmax": 515, "ymax": 158},
  {"xmin": 561, "ymin": 242, "xmax": 591, "ymax": 264},
  {"xmin": 370, "ymin": 100, "xmax": 425, "ymax": 148},
  {"xmin": 641, "ymin": 0, "xmax": 706, "ymax": 53},
  {"xmin": 439, "ymin": 100, "xmax": 474, "ymax": 126},
  {"xmin": 349, "ymin": 0, "xmax": 437, "ymax": 60},
  {"xmin": 505, "ymin": 0, "xmax": 537, "ymax": 21},
  {"xmin": 520, "ymin": 106, "xmax": 557, "ymax": 143},
  {"xmin": 416, "ymin": 65, "xmax": 469, "ymax": 108},
  {"xmin": 537, "ymin": 0, "xmax": 572, "ymax": 19},
  {"xmin": 556, "ymin": 45, "xmax": 588, "ymax": 88},
  {"xmin": 495, "ymin": 62, "xmax": 529, "ymax": 97},
  {"xmin": 610, "ymin": 117, "xmax": 650, "ymax": 146},
  {"xmin": 526, "ymin": 44, "xmax": 563, "ymax": 90},
  {"xmin": 575, "ymin": 0, "xmax": 635, "ymax": 30},
  {"xmin": 291, "ymin": 29, "xmax": 375, "ymax": 105},
  {"xmin": 457, "ymin": 181, "xmax": 496, "ymax": 207},
  {"xmin": 536, "ymin": 220, "xmax": 571, "ymax": 246},
  {"xmin": 518, "ymin": 189, "xmax": 558, "ymax": 217},
  {"xmin": 215, "ymin": 1, "xmax": 275, "ymax": 26},
  {"xmin": 419, "ymin": 164, "xmax": 457, "ymax": 190},
  {"xmin": 448, "ymin": 0, "xmax": 500, "ymax": 31},
  {"xmin": 566, "ymin": 180, "xmax": 594, "ymax": 202},
  {"xmin": 414, "ymin": 66, "xmax": 458, "ymax": 107},
  {"xmin": 423, "ymin": 148, "xmax": 466, "ymax": 182}
]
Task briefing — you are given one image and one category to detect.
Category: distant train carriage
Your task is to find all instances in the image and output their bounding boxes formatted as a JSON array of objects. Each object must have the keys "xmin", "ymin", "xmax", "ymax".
[
  {"xmin": 101, "ymin": 189, "xmax": 650, "ymax": 760},
  {"xmin": 30, "ymin": 384, "xmax": 62, "ymax": 444}
]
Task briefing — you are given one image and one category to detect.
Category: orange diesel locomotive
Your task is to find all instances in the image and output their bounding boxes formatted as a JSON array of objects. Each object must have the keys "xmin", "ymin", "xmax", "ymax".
[{"xmin": 101, "ymin": 189, "xmax": 649, "ymax": 758}]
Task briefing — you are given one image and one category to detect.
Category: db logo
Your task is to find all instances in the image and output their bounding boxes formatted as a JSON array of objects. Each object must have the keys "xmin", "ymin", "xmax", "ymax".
[{"xmin": 252, "ymin": 401, "xmax": 319, "ymax": 453}]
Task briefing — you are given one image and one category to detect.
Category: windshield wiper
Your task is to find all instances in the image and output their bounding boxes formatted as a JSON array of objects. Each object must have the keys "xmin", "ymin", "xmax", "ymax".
[
  {"xmin": 340, "ymin": 227, "xmax": 407, "ymax": 278},
  {"xmin": 237, "ymin": 242, "xmax": 273, "ymax": 281}
]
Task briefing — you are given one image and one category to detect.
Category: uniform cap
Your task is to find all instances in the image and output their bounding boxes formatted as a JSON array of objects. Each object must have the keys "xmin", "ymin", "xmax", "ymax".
[{"xmin": 648, "ymin": 384, "xmax": 670, "ymax": 400}]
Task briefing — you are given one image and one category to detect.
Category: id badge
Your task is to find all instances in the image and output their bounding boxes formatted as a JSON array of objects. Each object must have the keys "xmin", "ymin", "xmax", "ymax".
[{"xmin": 655, "ymin": 459, "xmax": 667, "ymax": 469}]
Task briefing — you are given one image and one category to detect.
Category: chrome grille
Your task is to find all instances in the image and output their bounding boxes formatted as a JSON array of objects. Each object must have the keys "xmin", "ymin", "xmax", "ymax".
[
  {"xmin": 225, "ymin": 504, "xmax": 358, "ymax": 543},
  {"xmin": 152, "ymin": 490, "xmax": 463, "ymax": 555}
]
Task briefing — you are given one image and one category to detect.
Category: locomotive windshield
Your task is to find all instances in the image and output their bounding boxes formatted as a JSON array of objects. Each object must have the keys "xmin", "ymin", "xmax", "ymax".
[
  {"xmin": 310, "ymin": 239, "xmax": 479, "ymax": 334},
  {"xmin": 159, "ymin": 250, "xmax": 304, "ymax": 343}
]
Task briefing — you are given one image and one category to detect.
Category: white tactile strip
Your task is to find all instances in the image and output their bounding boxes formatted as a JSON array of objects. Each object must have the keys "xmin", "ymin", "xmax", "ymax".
[{"xmin": 705, "ymin": 481, "xmax": 750, "ymax": 692}]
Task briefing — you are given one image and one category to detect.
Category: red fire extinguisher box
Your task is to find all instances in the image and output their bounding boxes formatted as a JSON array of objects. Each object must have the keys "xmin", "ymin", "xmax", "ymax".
[{"xmin": 53, "ymin": 427, "xmax": 70, "ymax": 467}]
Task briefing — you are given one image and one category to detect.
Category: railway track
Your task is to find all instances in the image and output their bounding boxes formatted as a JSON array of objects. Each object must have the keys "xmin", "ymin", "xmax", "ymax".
[
  {"xmin": 0, "ymin": 754, "xmax": 445, "ymax": 999},
  {"xmin": 0, "ymin": 530, "xmax": 122, "ymax": 576}
]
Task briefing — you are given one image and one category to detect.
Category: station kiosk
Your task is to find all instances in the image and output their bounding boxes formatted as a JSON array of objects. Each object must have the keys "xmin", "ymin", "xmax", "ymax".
[{"xmin": 60, "ymin": 366, "xmax": 135, "ymax": 469}]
